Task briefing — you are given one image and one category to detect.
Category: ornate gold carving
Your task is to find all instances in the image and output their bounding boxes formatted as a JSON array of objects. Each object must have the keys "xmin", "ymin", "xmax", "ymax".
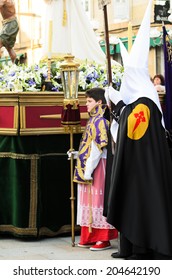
[{"xmin": 63, "ymin": 98, "xmax": 79, "ymax": 109}]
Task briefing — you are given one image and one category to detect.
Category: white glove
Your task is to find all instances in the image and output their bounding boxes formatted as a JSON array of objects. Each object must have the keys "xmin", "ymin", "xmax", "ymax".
[
  {"xmin": 104, "ymin": 87, "xmax": 111, "ymax": 107},
  {"xmin": 108, "ymin": 86, "xmax": 122, "ymax": 105},
  {"xmin": 67, "ymin": 150, "xmax": 78, "ymax": 160},
  {"xmin": 110, "ymin": 119, "xmax": 119, "ymax": 143}
]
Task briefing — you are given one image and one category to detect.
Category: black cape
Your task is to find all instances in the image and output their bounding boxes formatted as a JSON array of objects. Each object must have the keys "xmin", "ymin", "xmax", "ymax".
[{"xmin": 105, "ymin": 97, "xmax": 172, "ymax": 256}]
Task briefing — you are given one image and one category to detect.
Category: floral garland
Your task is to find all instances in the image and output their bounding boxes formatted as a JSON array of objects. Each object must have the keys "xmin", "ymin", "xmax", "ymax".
[{"xmin": 0, "ymin": 60, "xmax": 124, "ymax": 93}]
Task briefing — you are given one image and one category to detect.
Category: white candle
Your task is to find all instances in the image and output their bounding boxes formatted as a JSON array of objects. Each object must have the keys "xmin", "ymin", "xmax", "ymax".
[{"xmin": 48, "ymin": 20, "xmax": 53, "ymax": 58}]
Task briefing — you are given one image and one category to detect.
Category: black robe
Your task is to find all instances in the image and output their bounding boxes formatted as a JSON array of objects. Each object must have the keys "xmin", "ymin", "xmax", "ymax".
[{"xmin": 106, "ymin": 97, "xmax": 172, "ymax": 256}]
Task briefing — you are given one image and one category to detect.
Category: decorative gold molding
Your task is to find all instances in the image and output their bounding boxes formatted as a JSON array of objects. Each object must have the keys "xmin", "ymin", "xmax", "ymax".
[
  {"xmin": 20, "ymin": 106, "xmax": 26, "ymax": 129},
  {"xmin": 0, "ymin": 92, "xmax": 87, "ymax": 135},
  {"xmin": 13, "ymin": 105, "xmax": 19, "ymax": 129},
  {"xmin": 19, "ymin": 127, "xmax": 84, "ymax": 135},
  {"xmin": 0, "ymin": 128, "xmax": 19, "ymax": 135}
]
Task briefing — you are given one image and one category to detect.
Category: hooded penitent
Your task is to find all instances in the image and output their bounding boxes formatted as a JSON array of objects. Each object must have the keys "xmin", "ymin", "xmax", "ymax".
[{"xmin": 105, "ymin": 0, "xmax": 172, "ymax": 257}]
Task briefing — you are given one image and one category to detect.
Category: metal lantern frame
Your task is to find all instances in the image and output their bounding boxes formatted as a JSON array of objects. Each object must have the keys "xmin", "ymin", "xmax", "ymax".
[{"xmin": 60, "ymin": 54, "xmax": 80, "ymax": 100}]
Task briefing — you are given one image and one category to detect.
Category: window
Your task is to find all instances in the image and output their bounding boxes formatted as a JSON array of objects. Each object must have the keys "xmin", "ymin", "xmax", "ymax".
[
  {"xmin": 156, "ymin": 46, "xmax": 164, "ymax": 74},
  {"xmin": 16, "ymin": 0, "xmax": 30, "ymax": 13},
  {"xmin": 113, "ymin": 0, "xmax": 129, "ymax": 22}
]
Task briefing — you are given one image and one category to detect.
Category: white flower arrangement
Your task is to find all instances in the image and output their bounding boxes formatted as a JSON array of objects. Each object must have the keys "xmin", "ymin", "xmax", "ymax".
[
  {"xmin": 78, "ymin": 61, "xmax": 123, "ymax": 91},
  {"xmin": 0, "ymin": 60, "xmax": 124, "ymax": 93}
]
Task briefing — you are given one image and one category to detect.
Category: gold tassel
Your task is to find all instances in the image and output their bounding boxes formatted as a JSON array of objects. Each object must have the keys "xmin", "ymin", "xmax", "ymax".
[
  {"xmin": 88, "ymin": 185, "xmax": 92, "ymax": 233},
  {"xmin": 62, "ymin": 0, "xmax": 67, "ymax": 26}
]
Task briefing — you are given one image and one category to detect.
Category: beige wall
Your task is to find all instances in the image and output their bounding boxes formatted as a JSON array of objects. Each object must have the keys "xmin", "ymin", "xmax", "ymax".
[{"xmin": 91, "ymin": 0, "xmax": 171, "ymax": 76}]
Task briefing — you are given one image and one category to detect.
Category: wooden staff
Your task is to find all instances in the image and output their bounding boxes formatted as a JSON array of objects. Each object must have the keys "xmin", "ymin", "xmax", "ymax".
[
  {"xmin": 102, "ymin": 4, "xmax": 112, "ymax": 85},
  {"xmin": 98, "ymin": 0, "xmax": 112, "ymax": 85},
  {"xmin": 99, "ymin": 1, "xmax": 115, "ymax": 154}
]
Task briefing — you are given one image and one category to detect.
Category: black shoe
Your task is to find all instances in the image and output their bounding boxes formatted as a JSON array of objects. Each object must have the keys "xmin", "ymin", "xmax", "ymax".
[
  {"xmin": 111, "ymin": 252, "xmax": 131, "ymax": 259},
  {"xmin": 125, "ymin": 253, "xmax": 153, "ymax": 260}
]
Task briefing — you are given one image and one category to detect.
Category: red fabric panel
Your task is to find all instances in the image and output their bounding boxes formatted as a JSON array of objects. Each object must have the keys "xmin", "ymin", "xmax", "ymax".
[
  {"xmin": 0, "ymin": 106, "xmax": 14, "ymax": 128},
  {"xmin": 25, "ymin": 105, "xmax": 87, "ymax": 128},
  {"xmin": 25, "ymin": 106, "xmax": 63, "ymax": 128}
]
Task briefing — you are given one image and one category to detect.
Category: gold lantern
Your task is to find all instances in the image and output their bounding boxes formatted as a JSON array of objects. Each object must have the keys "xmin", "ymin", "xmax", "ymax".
[{"xmin": 60, "ymin": 55, "xmax": 81, "ymax": 129}]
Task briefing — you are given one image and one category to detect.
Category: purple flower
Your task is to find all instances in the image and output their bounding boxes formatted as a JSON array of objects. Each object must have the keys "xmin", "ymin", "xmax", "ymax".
[
  {"xmin": 9, "ymin": 71, "xmax": 15, "ymax": 77},
  {"xmin": 52, "ymin": 86, "xmax": 59, "ymax": 92},
  {"xmin": 43, "ymin": 73, "xmax": 48, "ymax": 79},
  {"xmin": 28, "ymin": 79, "xmax": 36, "ymax": 86},
  {"xmin": 93, "ymin": 71, "xmax": 99, "ymax": 79},
  {"xmin": 102, "ymin": 80, "xmax": 108, "ymax": 86},
  {"xmin": 34, "ymin": 65, "xmax": 39, "ymax": 71}
]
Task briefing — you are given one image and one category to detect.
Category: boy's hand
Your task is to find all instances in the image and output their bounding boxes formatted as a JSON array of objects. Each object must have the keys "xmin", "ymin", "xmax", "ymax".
[
  {"xmin": 67, "ymin": 150, "xmax": 78, "ymax": 160},
  {"xmin": 106, "ymin": 86, "xmax": 122, "ymax": 105}
]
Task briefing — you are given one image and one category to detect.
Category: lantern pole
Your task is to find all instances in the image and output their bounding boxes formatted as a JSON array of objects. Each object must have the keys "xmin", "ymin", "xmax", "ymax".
[
  {"xmin": 60, "ymin": 55, "xmax": 81, "ymax": 247},
  {"xmin": 69, "ymin": 126, "xmax": 75, "ymax": 246}
]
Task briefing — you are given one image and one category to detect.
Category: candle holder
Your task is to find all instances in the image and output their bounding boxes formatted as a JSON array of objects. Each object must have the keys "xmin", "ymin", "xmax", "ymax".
[{"xmin": 42, "ymin": 57, "xmax": 54, "ymax": 91}]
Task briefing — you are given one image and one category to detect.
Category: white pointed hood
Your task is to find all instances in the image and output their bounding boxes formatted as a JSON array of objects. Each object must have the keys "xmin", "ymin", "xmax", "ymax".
[
  {"xmin": 119, "ymin": 0, "xmax": 162, "ymax": 115},
  {"xmin": 110, "ymin": 0, "xmax": 164, "ymax": 142}
]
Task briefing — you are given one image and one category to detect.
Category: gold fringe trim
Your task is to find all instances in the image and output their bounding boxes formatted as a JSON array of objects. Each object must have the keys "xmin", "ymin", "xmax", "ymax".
[
  {"xmin": 39, "ymin": 225, "xmax": 80, "ymax": 237},
  {"xmin": 0, "ymin": 152, "xmax": 39, "ymax": 160},
  {"xmin": 0, "ymin": 152, "xmax": 66, "ymax": 159},
  {"xmin": 29, "ymin": 156, "xmax": 38, "ymax": 228},
  {"xmin": 0, "ymin": 225, "xmax": 37, "ymax": 236}
]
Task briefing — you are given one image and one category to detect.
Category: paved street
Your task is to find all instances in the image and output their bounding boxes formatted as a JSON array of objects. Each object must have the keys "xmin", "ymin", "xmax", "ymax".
[{"xmin": 0, "ymin": 235, "xmax": 119, "ymax": 260}]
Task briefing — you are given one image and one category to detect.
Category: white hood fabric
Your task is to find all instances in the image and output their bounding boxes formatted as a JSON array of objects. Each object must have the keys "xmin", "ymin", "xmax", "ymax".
[{"xmin": 119, "ymin": 0, "xmax": 162, "ymax": 113}]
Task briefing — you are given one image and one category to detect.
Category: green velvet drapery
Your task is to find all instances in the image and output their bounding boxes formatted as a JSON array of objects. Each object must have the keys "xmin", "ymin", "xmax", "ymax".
[{"xmin": 0, "ymin": 134, "xmax": 81, "ymax": 238}]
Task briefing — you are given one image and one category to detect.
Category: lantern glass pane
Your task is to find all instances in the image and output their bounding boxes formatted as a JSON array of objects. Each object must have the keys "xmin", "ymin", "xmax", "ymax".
[{"xmin": 62, "ymin": 70, "xmax": 79, "ymax": 99}]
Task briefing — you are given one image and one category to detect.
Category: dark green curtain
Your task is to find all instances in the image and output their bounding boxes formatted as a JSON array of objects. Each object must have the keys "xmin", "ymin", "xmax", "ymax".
[{"xmin": 0, "ymin": 134, "xmax": 81, "ymax": 238}]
